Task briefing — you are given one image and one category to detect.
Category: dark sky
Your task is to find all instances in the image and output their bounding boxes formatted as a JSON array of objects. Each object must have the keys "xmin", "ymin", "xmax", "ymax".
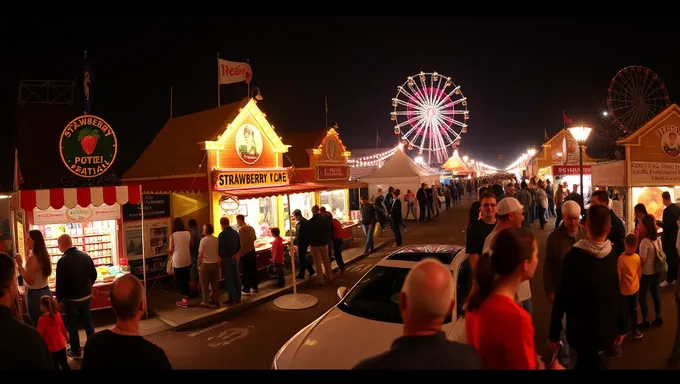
[{"xmin": 3, "ymin": 16, "xmax": 680, "ymax": 188}]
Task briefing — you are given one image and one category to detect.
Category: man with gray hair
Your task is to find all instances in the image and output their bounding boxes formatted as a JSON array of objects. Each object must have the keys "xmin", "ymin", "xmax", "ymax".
[
  {"xmin": 544, "ymin": 200, "xmax": 586, "ymax": 367},
  {"xmin": 353, "ymin": 259, "xmax": 483, "ymax": 369},
  {"xmin": 82, "ymin": 274, "xmax": 171, "ymax": 369}
]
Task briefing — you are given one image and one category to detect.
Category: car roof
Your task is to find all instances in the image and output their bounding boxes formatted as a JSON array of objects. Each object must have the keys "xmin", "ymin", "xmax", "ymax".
[{"xmin": 376, "ymin": 244, "xmax": 464, "ymax": 270}]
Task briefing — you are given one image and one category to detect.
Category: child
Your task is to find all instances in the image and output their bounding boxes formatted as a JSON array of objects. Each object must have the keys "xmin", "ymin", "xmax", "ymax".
[
  {"xmin": 37, "ymin": 295, "xmax": 70, "ymax": 370},
  {"xmin": 618, "ymin": 234, "xmax": 643, "ymax": 339},
  {"xmin": 270, "ymin": 228, "xmax": 285, "ymax": 287}
]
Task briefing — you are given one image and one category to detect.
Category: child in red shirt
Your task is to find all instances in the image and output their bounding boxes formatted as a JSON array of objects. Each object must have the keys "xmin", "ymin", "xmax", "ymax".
[
  {"xmin": 465, "ymin": 228, "xmax": 562, "ymax": 370},
  {"xmin": 37, "ymin": 295, "xmax": 70, "ymax": 370},
  {"xmin": 270, "ymin": 228, "xmax": 285, "ymax": 287}
]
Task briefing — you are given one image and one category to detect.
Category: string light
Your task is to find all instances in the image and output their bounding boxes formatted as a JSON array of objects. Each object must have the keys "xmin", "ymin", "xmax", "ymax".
[{"xmin": 348, "ymin": 145, "xmax": 400, "ymax": 168}]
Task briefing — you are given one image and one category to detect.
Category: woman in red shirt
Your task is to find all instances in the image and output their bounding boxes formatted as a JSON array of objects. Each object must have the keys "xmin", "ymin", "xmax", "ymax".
[
  {"xmin": 465, "ymin": 228, "xmax": 562, "ymax": 370},
  {"xmin": 37, "ymin": 295, "xmax": 70, "ymax": 370},
  {"xmin": 270, "ymin": 228, "xmax": 285, "ymax": 287}
]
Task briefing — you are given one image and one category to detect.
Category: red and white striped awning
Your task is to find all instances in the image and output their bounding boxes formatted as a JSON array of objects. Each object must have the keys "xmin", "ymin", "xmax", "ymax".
[{"xmin": 12, "ymin": 186, "xmax": 142, "ymax": 211}]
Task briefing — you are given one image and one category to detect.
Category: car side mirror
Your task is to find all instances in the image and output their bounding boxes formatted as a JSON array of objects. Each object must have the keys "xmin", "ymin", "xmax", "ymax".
[{"xmin": 337, "ymin": 286, "xmax": 347, "ymax": 299}]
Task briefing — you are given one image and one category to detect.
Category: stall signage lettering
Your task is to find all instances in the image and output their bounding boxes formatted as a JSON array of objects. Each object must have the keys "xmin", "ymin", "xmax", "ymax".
[
  {"xmin": 34, "ymin": 204, "xmax": 120, "ymax": 225},
  {"xmin": 122, "ymin": 194, "xmax": 171, "ymax": 222},
  {"xmin": 317, "ymin": 165, "xmax": 349, "ymax": 180},
  {"xmin": 632, "ymin": 161, "xmax": 680, "ymax": 183},
  {"xmin": 553, "ymin": 165, "xmax": 591, "ymax": 176},
  {"xmin": 214, "ymin": 169, "xmax": 289, "ymax": 190},
  {"xmin": 60, "ymin": 115, "xmax": 118, "ymax": 178}
]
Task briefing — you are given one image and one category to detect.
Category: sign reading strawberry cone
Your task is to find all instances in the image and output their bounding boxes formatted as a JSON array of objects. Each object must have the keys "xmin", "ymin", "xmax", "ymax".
[{"xmin": 60, "ymin": 115, "xmax": 118, "ymax": 178}]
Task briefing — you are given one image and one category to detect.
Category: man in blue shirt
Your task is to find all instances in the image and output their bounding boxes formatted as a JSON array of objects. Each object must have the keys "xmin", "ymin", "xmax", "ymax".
[{"xmin": 218, "ymin": 217, "xmax": 241, "ymax": 304}]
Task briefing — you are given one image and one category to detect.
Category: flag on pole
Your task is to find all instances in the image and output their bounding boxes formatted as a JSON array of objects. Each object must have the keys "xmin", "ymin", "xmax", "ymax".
[
  {"xmin": 217, "ymin": 58, "xmax": 253, "ymax": 85},
  {"xmin": 84, "ymin": 51, "xmax": 93, "ymax": 115},
  {"xmin": 562, "ymin": 111, "xmax": 573, "ymax": 125},
  {"xmin": 13, "ymin": 149, "xmax": 23, "ymax": 191},
  {"xmin": 544, "ymin": 128, "xmax": 550, "ymax": 142}
]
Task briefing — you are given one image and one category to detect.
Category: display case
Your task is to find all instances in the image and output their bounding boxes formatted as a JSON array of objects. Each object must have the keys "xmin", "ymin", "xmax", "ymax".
[{"xmin": 320, "ymin": 189, "xmax": 349, "ymax": 221}]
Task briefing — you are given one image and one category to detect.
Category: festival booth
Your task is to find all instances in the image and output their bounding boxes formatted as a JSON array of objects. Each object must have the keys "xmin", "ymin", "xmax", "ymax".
[
  {"xmin": 360, "ymin": 149, "xmax": 440, "ymax": 217},
  {"xmin": 282, "ymin": 127, "xmax": 365, "ymax": 239},
  {"xmin": 441, "ymin": 150, "xmax": 472, "ymax": 179},
  {"xmin": 124, "ymin": 98, "xmax": 327, "ymax": 271},
  {"xmin": 534, "ymin": 128, "xmax": 597, "ymax": 190},
  {"xmin": 592, "ymin": 104, "xmax": 680, "ymax": 233}
]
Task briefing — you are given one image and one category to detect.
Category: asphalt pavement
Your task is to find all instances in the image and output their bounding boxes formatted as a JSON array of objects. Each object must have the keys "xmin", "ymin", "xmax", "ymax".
[{"xmin": 143, "ymin": 201, "xmax": 680, "ymax": 369}]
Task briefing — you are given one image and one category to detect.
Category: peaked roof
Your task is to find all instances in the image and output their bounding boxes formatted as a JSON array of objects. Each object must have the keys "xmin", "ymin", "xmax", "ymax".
[
  {"xmin": 123, "ymin": 98, "xmax": 249, "ymax": 180},
  {"xmin": 617, "ymin": 103, "xmax": 680, "ymax": 145},
  {"xmin": 361, "ymin": 149, "xmax": 437, "ymax": 180},
  {"xmin": 280, "ymin": 129, "xmax": 328, "ymax": 168},
  {"xmin": 441, "ymin": 152, "xmax": 470, "ymax": 173}
]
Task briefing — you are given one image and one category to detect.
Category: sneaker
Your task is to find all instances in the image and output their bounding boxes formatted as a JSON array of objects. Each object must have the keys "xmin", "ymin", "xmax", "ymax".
[
  {"xmin": 176, "ymin": 298, "xmax": 188, "ymax": 308},
  {"xmin": 241, "ymin": 290, "xmax": 252, "ymax": 295},
  {"xmin": 633, "ymin": 330, "xmax": 644, "ymax": 339},
  {"xmin": 638, "ymin": 321, "xmax": 651, "ymax": 330},
  {"xmin": 251, "ymin": 288, "xmax": 259, "ymax": 294},
  {"xmin": 652, "ymin": 317, "xmax": 664, "ymax": 327},
  {"xmin": 660, "ymin": 281, "xmax": 670, "ymax": 288}
]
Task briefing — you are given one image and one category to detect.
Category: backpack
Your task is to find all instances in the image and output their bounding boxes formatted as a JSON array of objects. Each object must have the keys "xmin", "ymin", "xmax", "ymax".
[{"xmin": 652, "ymin": 239, "xmax": 668, "ymax": 274}]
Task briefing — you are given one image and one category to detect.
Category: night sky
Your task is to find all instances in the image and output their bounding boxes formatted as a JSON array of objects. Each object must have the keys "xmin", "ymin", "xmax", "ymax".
[{"xmin": 3, "ymin": 16, "xmax": 680, "ymax": 189}]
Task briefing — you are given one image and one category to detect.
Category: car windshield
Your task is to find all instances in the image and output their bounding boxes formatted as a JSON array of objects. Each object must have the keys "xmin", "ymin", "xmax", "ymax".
[{"xmin": 338, "ymin": 265, "xmax": 453, "ymax": 324}]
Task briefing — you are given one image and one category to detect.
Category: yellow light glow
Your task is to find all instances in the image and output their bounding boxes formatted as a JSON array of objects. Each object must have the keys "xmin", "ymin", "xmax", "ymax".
[
  {"xmin": 342, "ymin": 151, "xmax": 351, "ymax": 157},
  {"xmin": 214, "ymin": 99, "xmax": 289, "ymax": 153},
  {"xmin": 312, "ymin": 148, "xmax": 322, "ymax": 155},
  {"xmin": 203, "ymin": 141, "xmax": 225, "ymax": 150}
]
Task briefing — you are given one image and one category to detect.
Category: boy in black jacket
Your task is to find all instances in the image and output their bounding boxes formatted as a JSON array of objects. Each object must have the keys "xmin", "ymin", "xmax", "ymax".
[{"xmin": 548, "ymin": 204, "xmax": 626, "ymax": 370}]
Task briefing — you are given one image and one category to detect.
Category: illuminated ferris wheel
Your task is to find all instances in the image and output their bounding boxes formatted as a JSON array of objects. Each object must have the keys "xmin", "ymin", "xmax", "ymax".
[{"xmin": 390, "ymin": 71, "xmax": 469, "ymax": 164}]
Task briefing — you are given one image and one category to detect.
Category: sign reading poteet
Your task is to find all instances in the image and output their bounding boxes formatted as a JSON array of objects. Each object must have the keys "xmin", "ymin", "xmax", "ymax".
[
  {"xmin": 213, "ymin": 169, "xmax": 289, "ymax": 190},
  {"xmin": 60, "ymin": 115, "xmax": 117, "ymax": 178}
]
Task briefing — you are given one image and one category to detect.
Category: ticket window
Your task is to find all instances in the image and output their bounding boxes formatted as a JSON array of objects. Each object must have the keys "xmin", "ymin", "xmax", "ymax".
[
  {"xmin": 320, "ymin": 189, "xmax": 349, "ymax": 221},
  {"xmin": 283, "ymin": 192, "xmax": 314, "ymax": 234},
  {"xmin": 239, "ymin": 196, "xmax": 278, "ymax": 238}
]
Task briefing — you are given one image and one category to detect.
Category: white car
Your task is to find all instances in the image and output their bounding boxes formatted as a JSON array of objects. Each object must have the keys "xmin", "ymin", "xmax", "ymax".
[{"xmin": 272, "ymin": 244, "xmax": 472, "ymax": 370}]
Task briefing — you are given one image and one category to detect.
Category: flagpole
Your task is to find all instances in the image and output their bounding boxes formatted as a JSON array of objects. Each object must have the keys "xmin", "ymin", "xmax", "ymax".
[
  {"xmin": 325, "ymin": 96, "xmax": 328, "ymax": 129},
  {"xmin": 217, "ymin": 52, "xmax": 221, "ymax": 107},
  {"xmin": 84, "ymin": 50, "xmax": 88, "ymax": 116}
]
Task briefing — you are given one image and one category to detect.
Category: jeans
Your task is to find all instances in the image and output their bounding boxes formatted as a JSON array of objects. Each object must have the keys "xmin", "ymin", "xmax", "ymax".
[
  {"xmin": 521, "ymin": 298, "xmax": 533, "ymax": 316},
  {"xmin": 522, "ymin": 210, "xmax": 531, "ymax": 228},
  {"xmin": 559, "ymin": 315, "xmax": 570, "ymax": 365},
  {"xmin": 296, "ymin": 244, "xmax": 315, "ymax": 277},
  {"xmin": 622, "ymin": 292, "xmax": 639, "ymax": 331},
  {"xmin": 640, "ymin": 273, "xmax": 662, "ymax": 320},
  {"xmin": 221, "ymin": 257, "xmax": 241, "ymax": 301},
  {"xmin": 665, "ymin": 246, "xmax": 679, "ymax": 284},
  {"xmin": 362, "ymin": 224, "xmax": 375, "ymax": 252},
  {"xmin": 333, "ymin": 238, "xmax": 345, "ymax": 272},
  {"xmin": 241, "ymin": 250, "xmax": 258, "ymax": 292},
  {"xmin": 405, "ymin": 203, "xmax": 416, "ymax": 220},
  {"xmin": 51, "ymin": 349, "xmax": 70, "ymax": 370},
  {"xmin": 391, "ymin": 218, "xmax": 402, "ymax": 246},
  {"xmin": 538, "ymin": 207, "xmax": 547, "ymax": 228},
  {"xmin": 27, "ymin": 286, "xmax": 52, "ymax": 327},
  {"xmin": 174, "ymin": 266, "xmax": 190, "ymax": 296},
  {"xmin": 63, "ymin": 298, "xmax": 95, "ymax": 355}
]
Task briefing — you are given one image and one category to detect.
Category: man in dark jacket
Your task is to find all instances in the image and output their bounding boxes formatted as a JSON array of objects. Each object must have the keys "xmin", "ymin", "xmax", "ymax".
[
  {"xmin": 589, "ymin": 190, "xmax": 626, "ymax": 256},
  {"xmin": 218, "ymin": 217, "xmax": 241, "ymax": 304},
  {"xmin": 292, "ymin": 209, "xmax": 315, "ymax": 279},
  {"xmin": 360, "ymin": 197, "xmax": 377, "ymax": 254},
  {"xmin": 0, "ymin": 253, "xmax": 53, "ymax": 369},
  {"xmin": 390, "ymin": 189, "xmax": 403, "ymax": 247},
  {"xmin": 660, "ymin": 191, "xmax": 680, "ymax": 287},
  {"xmin": 549, "ymin": 205, "xmax": 626, "ymax": 370},
  {"xmin": 416, "ymin": 184, "xmax": 429, "ymax": 222},
  {"xmin": 307, "ymin": 205, "xmax": 333, "ymax": 285},
  {"xmin": 56, "ymin": 234, "xmax": 98, "ymax": 359}
]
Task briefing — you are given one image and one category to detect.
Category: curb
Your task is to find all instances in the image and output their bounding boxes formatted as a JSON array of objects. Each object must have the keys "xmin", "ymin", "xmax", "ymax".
[{"xmin": 164, "ymin": 220, "xmax": 431, "ymax": 331}]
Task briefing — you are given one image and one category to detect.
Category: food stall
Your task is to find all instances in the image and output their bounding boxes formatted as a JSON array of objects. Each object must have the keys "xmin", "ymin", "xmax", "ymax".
[
  {"xmin": 592, "ymin": 104, "xmax": 680, "ymax": 233},
  {"xmin": 285, "ymin": 127, "xmax": 364, "ymax": 240},
  {"xmin": 9, "ymin": 186, "xmax": 140, "ymax": 310},
  {"xmin": 534, "ymin": 128, "xmax": 597, "ymax": 189}
]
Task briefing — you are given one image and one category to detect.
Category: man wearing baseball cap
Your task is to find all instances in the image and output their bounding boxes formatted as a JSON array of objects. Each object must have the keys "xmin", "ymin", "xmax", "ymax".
[{"xmin": 481, "ymin": 197, "xmax": 533, "ymax": 314}]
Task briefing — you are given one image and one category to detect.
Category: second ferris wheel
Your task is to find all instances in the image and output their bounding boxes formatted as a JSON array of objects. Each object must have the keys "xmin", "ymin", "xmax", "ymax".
[{"xmin": 390, "ymin": 71, "xmax": 469, "ymax": 164}]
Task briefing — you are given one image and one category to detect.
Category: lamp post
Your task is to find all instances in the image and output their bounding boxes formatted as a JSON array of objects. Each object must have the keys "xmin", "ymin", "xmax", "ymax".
[{"xmin": 567, "ymin": 126, "xmax": 593, "ymax": 207}]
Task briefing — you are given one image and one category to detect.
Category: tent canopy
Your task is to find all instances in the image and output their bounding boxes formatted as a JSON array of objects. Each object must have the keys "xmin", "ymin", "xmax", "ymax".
[
  {"xmin": 441, "ymin": 152, "xmax": 470, "ymax": 174},
  {"xmin": 361, "ymin": 150, "xmax": 436, "ymax": 180}
]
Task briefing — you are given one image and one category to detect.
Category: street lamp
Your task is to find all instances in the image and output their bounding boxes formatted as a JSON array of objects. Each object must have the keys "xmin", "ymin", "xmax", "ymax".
[{"xmin": 567, "ymin": 126, "xmax": 593, "ymax": 206}]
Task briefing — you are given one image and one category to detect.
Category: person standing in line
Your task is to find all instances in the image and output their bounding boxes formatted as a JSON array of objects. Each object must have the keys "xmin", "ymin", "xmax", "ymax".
[
  {"xmin": 82, "ymin": 274, "xmax": 171, "ymax": 370},
  {"xmin": 416, "ymin": 184, "xmax": 429, "ymax": 222},
  {"xmin": 430, "ymin": 184, "xmax": 440, "ymax": 216},
  {"xmin": 589, "ymin": 190, "xmax": 626, "ymax": 257},
  {"xmin": 292, "ymin": 209, "xmax": 315, "ymax": 278},
  {"xmin": 535, "ymin": 181, "xmax": 549, "ymax": 230},
  {"xmin": 659, "ymin": 191, "xmax": 680, "ymax": 288},
  {"xmin": 14, "ymin": 229, "xmax": 52, "ymax": 327},
  {"xmin": 55, "ymin": 234, "xmax": 97, "ymax": 359},
  {"xmin": 187, "ymin": 219, "xmax": 203, "ymax": 298},
  {"xmin": 36, "ymin": 295, "xmax": 70, "ymax": 370},
  {"xmin": 218, "ymin": 217, "xmax": 241, "ymax": 305},
  {"xmin": 554, "ymin": 181, "xmax": 566, "ymax": 228},
  {"xmin": 235, "ymin": 214, "xmax": 258, "ymax": 295},
  {"xmin": 545, "ymin": 179, "xmax": 554, "ymax": 219},
  {"xmin": 167, "ymin": 218, "xmax": 192, "ymax": 308},
  {"xmin": 359, "ymin": 197, "xmax": 377, "ymax": 254},
  {"xmin": 197, "ymin": 223, "xmax": 221, "ymax": 308},
  {"xmin": 390, "ymin": 189, "xmax": 403, "ymax": 247},
  {"xmin": 354, "ymin": 259, "xmax": 483, "ymax": 369},
  {"xmin": 307, "ymin": 205, "xmax": 333, "ymax": 286},
  {"xmin": 618, "ymin": 234, "xmax": 643, "ymax": 340},
  {"xmin": 330, "ymin": 216, "xmax": 346, "ymax": 273},
  {"xmin": 320, "ymin": 207, "xmax": 335, "ymax": 263},
  {"xmin": 515, "ymin": 181, "xmax": 533, "ymax": 228},
  {"xmin": 0, "ymin": 252, "xmax": 54, "ymax": 369},
  {"xmin": 637, "ymin": 215, "xmax": 664, "ymax": 330},
  {"xmin": 270, "ymin": 228, "xmax": 286, "ymax": 287},
  {"xmin": 404, "ymin": 190, "xmax": 417, "ymax": 220},
  {"xmin": 548, "ymin": 204, "xmax": 627, "ymax": 370},
  {"xmin": 465, "ymin": 192, "xmax": 497, "ymax": 270},
  {"xmin": 543, "ymin": 200, "xmax": 586, "ymax": 367}
]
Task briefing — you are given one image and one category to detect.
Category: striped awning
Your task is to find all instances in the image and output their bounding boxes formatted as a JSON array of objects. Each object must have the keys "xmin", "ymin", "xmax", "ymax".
[{"xmin": 13, "ymin": 186, "xmax": 142, "ymax": 211}]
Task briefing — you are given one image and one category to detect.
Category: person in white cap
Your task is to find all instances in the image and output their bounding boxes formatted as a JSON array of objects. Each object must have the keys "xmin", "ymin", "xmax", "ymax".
[{"xmin": 481, "ymin": 197, "xmax": 533, "ymax": 315}]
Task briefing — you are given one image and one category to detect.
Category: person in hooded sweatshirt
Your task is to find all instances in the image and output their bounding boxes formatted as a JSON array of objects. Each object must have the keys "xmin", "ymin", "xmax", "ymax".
[{"xmin": 548, "ymin": 204, "xmax": 626, "ymax": 370}]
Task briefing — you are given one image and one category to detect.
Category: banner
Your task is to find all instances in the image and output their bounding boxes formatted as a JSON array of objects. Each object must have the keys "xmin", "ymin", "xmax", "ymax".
[
  {"xmin": 213, "ymin": 169, "xmax": 289, "ymax": 190},
  {"xmin": 218, "ymin": 59, "xmax": 253, "ymax": 85},
  {"xmin": 122, "ymin": 194, "xmax": 171, "ymax": 222}
]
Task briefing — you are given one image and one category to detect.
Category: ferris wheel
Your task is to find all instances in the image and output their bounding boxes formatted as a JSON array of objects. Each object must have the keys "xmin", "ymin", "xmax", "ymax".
[
  {"xmin": 390, "ymin": 71, "xmax": 469, "ymax": 164},
  {"xmin": 607, "ymin": 66, "xmax": 670, "ymax": 134}
]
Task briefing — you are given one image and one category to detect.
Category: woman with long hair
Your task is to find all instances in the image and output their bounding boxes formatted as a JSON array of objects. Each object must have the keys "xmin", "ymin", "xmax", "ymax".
[
  {"xmin": 465, "ymin": 228, "xmax": 559, "ymax": 369},
  {"xmin": 633, "ymin": 204, "xmax": 655, "ymax": 248},
  {"xmin": 637, "ymin": 215, "xmax": 663, "ymax": 330},
  {"xmin": 168, "ymin": 218, "xmax": 192, "ymax": 308},
  {"xmin": 15, "ymin": 229, "xmax": 52, "ymax": 326}
]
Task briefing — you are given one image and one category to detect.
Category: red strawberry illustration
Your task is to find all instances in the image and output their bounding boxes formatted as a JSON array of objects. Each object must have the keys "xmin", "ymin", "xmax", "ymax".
[{"xmin": 77, "ymin": 127, "xmax": 101, "ymax": 155}]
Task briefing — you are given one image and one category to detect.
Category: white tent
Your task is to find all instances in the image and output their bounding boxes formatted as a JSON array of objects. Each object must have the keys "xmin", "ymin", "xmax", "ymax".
[{"xmin": 360, "ymin": 149, "xmax": 440, "ymax": 217}]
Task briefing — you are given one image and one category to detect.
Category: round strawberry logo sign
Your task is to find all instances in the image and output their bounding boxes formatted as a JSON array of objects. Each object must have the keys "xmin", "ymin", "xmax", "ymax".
[{"xmin": 59, "ymin": 115, "xmax": 118, "ymax": 178}]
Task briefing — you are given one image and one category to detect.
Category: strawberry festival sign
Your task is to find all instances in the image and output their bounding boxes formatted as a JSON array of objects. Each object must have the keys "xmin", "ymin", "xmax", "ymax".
[{"xmin": 59, "ymin": 115, "xmax": 118, "ymax": 178}]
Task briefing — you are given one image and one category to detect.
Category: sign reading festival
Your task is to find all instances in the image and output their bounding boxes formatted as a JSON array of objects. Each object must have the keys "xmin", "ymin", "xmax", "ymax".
[{"xmin": 59, "ymin": 115, "xmax": 118, "ymax": 178}]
